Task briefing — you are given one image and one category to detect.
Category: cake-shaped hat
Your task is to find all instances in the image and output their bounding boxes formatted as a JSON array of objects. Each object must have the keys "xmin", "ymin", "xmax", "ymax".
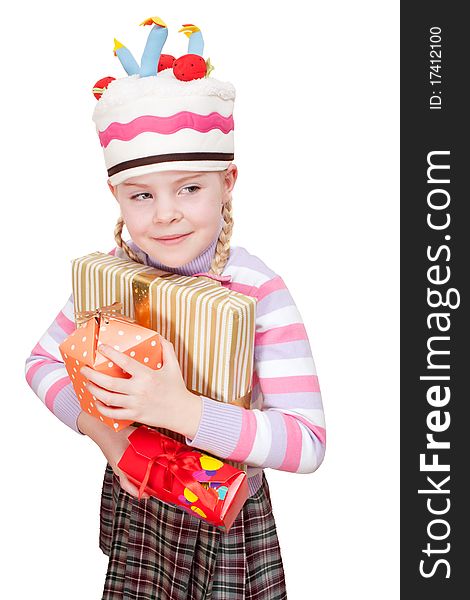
[{"xmin": 92, "ymin": 17, "xmax": 235, "ymax": 185}]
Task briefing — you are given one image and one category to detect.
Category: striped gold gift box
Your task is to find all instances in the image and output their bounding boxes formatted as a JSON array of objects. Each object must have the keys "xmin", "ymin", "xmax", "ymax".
[{"xmin": 71, "ymin": 251, "xmax": 257, "ymax": 472}]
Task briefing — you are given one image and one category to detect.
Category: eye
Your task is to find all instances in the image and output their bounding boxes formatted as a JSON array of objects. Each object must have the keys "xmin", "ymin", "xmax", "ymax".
[
  {"xmin": 181, "ymin": 185, "xmax": 200, "ymax": 194},
  {"xmin": 130, "ymin": 192, "xmax": 152, "ymax": 201}
]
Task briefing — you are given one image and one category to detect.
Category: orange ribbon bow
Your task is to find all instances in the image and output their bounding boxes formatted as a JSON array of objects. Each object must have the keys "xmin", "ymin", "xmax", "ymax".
[{"xmin": 74, "ymin": 301, "xmax": 124, "ymax": 326}]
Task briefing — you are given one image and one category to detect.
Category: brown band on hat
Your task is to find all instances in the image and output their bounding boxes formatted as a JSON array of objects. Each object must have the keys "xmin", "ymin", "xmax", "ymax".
[{"xmin": 108, "ymin": 152, "xmax": 235, "ymax": 178}]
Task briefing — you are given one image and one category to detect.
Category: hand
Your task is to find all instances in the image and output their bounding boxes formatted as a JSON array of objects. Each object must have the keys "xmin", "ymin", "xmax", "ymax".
[
  {"xmin": 77, "ymin": 411, "xmax": 150, "ymax": 500},
  {"xmin": 100, "ymin": 424, "xmax": 151, "ymax": 500},
  {"xmin": 79, "ymin": 334, "xmax": 202, "ymax": 436}
]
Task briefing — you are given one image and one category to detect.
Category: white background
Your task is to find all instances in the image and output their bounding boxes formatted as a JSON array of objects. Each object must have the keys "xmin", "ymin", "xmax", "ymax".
[{"xmin": 1, "ymin": 1, "xmax": 399, "ymax": 598}]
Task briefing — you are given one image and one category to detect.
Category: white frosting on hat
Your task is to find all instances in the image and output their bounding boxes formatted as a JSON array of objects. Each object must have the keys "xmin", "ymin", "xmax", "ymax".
[
  {"xmin": 92, "ymin": 68, "xmax": 236, "ymax": 184},
  {"xmin": 93, "ymin": 69, "xmax": 236, "ymax": 120}
]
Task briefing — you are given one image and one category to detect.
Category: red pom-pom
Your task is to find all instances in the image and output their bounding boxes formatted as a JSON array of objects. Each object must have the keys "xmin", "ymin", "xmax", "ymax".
[
  {"xmin": 173, "ymin": 54, "xmax": 206, "ymax": 82},
  {"xmin": 158, "ymin": 54, "xmax": 176, "ymax": 72},
  {"xmin": 92, "ymin": 76, "xmax": 116, "ymax": 100}
]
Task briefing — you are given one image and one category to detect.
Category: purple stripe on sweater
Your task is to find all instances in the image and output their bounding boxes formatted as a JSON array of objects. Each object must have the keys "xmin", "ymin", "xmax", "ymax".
[
  {"xmin": 264, "ymin": 410, "xmax": 287, "ymax": 468},
  {"xmin": 255, "ymin": 288, "xmax": 294, "ymax": 316},
  {"xmin": 53, "ymin": 384, "xmax": 83, "ymax": 434},
  {"xmin": 250, "ymin": 383, "xmax": 265, "ymax": 411},
  {"xmin": 254, "ymin": 339, "xmax": 313, "ymax": 361},
  {"xmin": 62, "ymin": 293, "xmax": 74, "ymax": 315},
  {"xmin": 30, "ymin": 362, "xmax": 65, "ymax": 390},
  {"xmin": 226, "ymin": 247, "xmax": 276, "ymax": 278},
  {"xmin": 262, "ymin": 391, "xmax": 323, "ymax": 410},
  {"xmin": 25, "ymin": 355, "xmax": 35, "ymax": 369},
  {"xmin": 47, "ymin": 319, "xmax": 71, "ymax": 345},
  {"xmin": 185, "ymin": 396, "xmax": 243, "ymax": 457}
]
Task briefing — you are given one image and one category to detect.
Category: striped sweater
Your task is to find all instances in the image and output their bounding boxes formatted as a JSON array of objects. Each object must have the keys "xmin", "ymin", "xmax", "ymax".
[{"xmin": 25, "ymin": 237, "xmax": 326, "ymax": 497}]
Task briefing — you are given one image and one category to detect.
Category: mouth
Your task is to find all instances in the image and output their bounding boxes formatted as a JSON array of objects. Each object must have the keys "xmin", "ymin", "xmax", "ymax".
[{"xmin": 153, "ymin": 232, "xmax": 193, "ymax": 244}]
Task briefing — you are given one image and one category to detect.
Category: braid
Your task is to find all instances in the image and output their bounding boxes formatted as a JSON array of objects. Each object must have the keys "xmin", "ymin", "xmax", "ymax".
[
  {"xmin": 114, "ymin": 216, "xmax": 145, "ymax": 264},
  {"xmin": 209, "ymin": 193, "xmax": 234, "ymax": 276}
]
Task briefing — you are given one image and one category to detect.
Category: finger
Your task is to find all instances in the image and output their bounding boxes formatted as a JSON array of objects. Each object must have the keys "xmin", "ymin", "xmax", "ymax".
[
  {"xmin": 118, "ymin": 472, "xmax": 150, "ymax": 499},
  {"xmin": 158, "ymin": 333, "xmax": 172, "ymax": 349},
  {"xmin": 157, "ymin": 333, "xmax": 174, "ymax": 368},
  {"xmin": 94, "ymin": 397, "xmax": 136, "ymax": 420},
  {"xmin": 86, "ymin": 382, "xmax": 132, "ymax": 408},
  {"xmin": 119, "ymin": 470, "xmax": 151, "ymax": 499},
  {"xmin": 80, "ymin": 366, "xmax": 133, "ymax": 394},
  {"xmin": 98, "ymin": 344, "xmax": 142, "ymax": 376}
]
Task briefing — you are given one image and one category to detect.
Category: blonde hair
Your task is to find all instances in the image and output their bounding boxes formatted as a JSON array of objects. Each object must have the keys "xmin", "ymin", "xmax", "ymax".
[{"xmin": 113, "ymin": 173, "xmax": 234, "ymax": 276}]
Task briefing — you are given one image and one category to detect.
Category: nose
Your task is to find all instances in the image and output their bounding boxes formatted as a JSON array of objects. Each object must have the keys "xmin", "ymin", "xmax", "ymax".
[{"xmin": 152, "ymin": 195, "xmax": 183, "ymax": 224}]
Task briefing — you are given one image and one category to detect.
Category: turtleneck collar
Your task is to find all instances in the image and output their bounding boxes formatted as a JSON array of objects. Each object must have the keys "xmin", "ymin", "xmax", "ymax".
[{"xmin": 125, "ymin": 215, "xmax": 224, "ymax": 276}]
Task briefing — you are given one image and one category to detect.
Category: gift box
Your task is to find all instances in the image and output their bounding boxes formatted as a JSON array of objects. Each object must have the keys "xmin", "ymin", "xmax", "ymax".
[
  {"xmin": 58, "ymin": 302, "xmax": 162, "ymax": 432},
  {"xmin": 118, "ymin": 426, "xmax": 249, "ymax": 533},
  {"xmin": 70, "ymin": 251, "xmax": 257, "ymax": 471}
]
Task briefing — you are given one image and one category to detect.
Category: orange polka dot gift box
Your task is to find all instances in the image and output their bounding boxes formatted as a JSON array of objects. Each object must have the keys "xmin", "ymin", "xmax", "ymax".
[
  {"xmin": 58, "ymin": 302, "xmax": 162, "ymax": 432},
  {"xmin": 118, "ymin": 425, "xmax": 249, "ymax": 533}
]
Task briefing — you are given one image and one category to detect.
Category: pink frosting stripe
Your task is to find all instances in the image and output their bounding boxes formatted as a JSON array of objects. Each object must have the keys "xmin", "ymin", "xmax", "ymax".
[{"xmin": 99, "ymin": 112, "xmax": 234, "ymax": 147}]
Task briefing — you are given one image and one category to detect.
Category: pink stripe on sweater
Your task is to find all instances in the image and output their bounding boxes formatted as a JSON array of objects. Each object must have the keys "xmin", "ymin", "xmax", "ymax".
[
  {"xmin": 31, "ymin": 342, "xmax": 58, "ymax": 362},
  {"xmin": 279, "ymin": 415, "xmax": 303, "ymax": 471},
  {"xmin": 256, "ymin": 276, "xmax": 286, "ymax": 301},
  {"xmin": 255, "ymin": 323, "xmax": 308, "ymax": 346},
  {"xmin": 56, "ymin": 310, "xmax": 75, "ymax": 335},
  {"xmin": 295, "ymin": 414, "xmax": 327, "ymax": 445},
  {"xmin": 45, "ymin": 376, "xmax": 71, "ymax": 411},
  {"xmin": 228, "ymin": 281, "xmax": 256, "ymax": 296},
  {"xmin": 99, "ymin": 112, "xmax": 234, "ymax": 147},
  {"xmin": 230, "ymin": 408, "xmax": 257, "ymax": 462},
  {"xmin": 259, "ymin": 375, "xmax": 320, "ymax": 394},
  {"xmin": 25, "ymin": 358, "xmax": 49, "ymax": 385}
]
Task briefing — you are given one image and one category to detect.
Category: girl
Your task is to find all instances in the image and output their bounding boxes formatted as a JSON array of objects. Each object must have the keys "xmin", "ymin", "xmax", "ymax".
[{"xmin": 25, "ymin": 17, "xmax": 326, "ymax": 600}]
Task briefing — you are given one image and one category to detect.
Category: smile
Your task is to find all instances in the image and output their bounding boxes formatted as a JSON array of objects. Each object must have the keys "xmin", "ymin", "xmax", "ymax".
[{"xmin": 154, "ymin": 232, "xmax": 192, "ymax": 245}]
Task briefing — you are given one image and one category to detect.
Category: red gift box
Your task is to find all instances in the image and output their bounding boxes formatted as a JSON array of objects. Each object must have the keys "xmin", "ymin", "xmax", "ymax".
[{"xmin": 118, "ymin": 426, "xmax": 249, "ymax": 533}]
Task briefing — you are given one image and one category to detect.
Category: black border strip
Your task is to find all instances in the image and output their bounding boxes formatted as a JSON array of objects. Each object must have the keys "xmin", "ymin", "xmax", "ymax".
[{"xmin": 401, "ymin": 2, "xmax": 467, "ymax": 596}]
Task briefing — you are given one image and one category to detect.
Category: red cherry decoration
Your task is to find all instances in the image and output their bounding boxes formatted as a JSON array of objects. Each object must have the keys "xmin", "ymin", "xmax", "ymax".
[
  {"xmin": 173, "ymin": 54, "xmax": 207, "ymax": 82},
  {"xmin": 92, "ymin": 76, "xmax": 116, "ymax": 100},
  {"xmin": 158, "ymin": 54, "xmax": 176, "ymax": 72}
]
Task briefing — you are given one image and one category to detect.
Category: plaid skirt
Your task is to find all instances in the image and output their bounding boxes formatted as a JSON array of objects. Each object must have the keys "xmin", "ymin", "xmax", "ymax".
[{"xmin": 99, "ymin": 463, "xmax": 288, "ymax": 599}]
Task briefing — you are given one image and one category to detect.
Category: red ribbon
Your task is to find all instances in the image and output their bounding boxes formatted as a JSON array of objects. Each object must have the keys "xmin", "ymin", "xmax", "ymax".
[{"xmin": 137, "ymin": 437, "xmax": 219, "ymax": 511}]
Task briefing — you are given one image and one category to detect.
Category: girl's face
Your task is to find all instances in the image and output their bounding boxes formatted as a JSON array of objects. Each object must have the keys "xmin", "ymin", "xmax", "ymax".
[{"xmin": 109, "ymin": 164, "xmax": 237, "ymax": 267}]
